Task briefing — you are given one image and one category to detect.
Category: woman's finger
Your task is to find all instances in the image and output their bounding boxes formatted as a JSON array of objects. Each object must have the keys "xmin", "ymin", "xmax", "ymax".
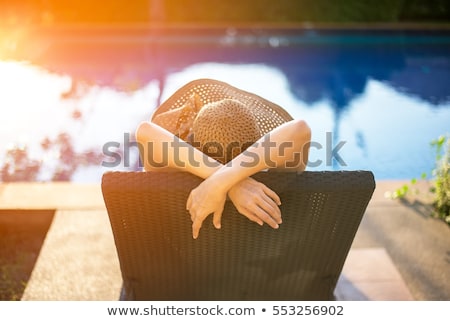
[
  {"xmin": 247, "ymin": 189, "xmax": 281, "ymax": 223},
  {"xmin": 213, "ymin": 206, "xmax": 224, "ymax": 230},
  {"xmin": 186, "ymin": 193, "xmax": 192, "ymax": 210},
  {"xmin": 192, "ymin": 216, "xmax": 203, "ymax": 239},
  {"xmin": 237, "ymin": 207, "xmax": 264, "ymax": 226},
  {"xmin": 259, "ymin": 193, "xmax": 282, "ymax": 223},
  {"xmin": 261, "ymin": 184, "xmax": 281, "ymax": 205},
  {"xmin": 246, "ymin": 203, "xmax": 279, "ymax": 229}
]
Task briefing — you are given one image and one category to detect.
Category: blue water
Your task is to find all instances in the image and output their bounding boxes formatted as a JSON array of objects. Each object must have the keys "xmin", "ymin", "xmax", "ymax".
[{"xmin": 1, "ymin": 28, "xmax": 449, "ymax": 182}]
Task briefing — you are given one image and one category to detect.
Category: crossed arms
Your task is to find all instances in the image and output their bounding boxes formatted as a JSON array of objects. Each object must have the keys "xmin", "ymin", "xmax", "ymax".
[{"xmin": 136, "ymin": 119, "xmax": 311, "ymax": 238}]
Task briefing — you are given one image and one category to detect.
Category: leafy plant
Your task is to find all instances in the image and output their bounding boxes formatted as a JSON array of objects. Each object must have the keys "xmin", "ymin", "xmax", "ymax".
[
  {"xmin": 388, "ymin": 134, "xmax": 450, "ymax": 225},
  {"xmin": 430, "ymin": 135, "xmax": 450, "ymax": 224}
]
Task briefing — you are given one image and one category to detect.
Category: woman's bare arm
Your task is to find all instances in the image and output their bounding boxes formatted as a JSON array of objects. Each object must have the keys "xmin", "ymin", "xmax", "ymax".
[
  {"xmin": 136, "ymin": 119, "xmax": 311, "ymax": 239},
  {"xmin": 136, "ymin": 121, "xmax": 282, "ymax": 227},
  {"xmin": 136, "ymin": 121, "xmax": 220, "ymax": 178},
  {"xmin": 187, "ymin": 119, "xmax": 311, "ymax": 238}
]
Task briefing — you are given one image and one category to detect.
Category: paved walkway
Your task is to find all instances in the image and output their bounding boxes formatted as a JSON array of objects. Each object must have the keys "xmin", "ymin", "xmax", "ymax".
[
  {"xmin": 350, "ymin": 180, "xmax": 450, "ymax": 300},
  {"xmin": 0, "ymin": 180, "xmax": 448, "ymax": 300}
]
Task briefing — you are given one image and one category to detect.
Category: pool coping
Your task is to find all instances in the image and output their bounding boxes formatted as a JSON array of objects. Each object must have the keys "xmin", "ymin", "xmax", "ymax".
[{"xmin": 8, "ymin": 22, "xmax": 450, "ymax": 31}]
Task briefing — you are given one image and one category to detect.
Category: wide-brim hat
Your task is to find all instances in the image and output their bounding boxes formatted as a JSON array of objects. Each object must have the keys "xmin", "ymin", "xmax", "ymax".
[{"xmin": 152, "ymin": 78, "xmax": 293, "ymax": 163}]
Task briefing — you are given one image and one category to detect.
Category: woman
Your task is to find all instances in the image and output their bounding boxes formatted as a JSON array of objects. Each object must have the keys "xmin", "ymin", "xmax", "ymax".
[{"xmin": 136, "ymin": 79, "xmax": 311, "ymax": 239}]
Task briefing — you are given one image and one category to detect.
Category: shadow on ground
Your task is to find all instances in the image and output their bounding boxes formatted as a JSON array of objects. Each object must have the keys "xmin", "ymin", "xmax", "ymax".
[{"xmin": 0, "ymin": 210, "xmax": 54, "ymax": 300}]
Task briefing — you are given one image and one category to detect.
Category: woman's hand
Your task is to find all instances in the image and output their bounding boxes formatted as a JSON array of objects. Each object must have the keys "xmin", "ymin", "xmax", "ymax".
[
  {"xmin": 186, "ymin": 178, "xmax": 227, "ymax": 239},
  {"xmin": 228, "ymin": 177, "xmax": 282, "ymax": 229},
  {"xmin": 186, "ymin": 176, "xmax": 282, "ymax": 239}
]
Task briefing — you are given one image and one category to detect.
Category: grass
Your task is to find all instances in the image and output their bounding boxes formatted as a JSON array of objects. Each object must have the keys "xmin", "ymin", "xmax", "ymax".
[{"xmin": 0, "ymin": 210, "xmax": 54, "ymax": 301}]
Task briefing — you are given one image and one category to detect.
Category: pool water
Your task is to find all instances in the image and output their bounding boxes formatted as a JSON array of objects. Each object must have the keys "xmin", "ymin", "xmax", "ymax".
[{"xmin": 1, "ymin": 27, "xmax": 449, "ymax": 182}]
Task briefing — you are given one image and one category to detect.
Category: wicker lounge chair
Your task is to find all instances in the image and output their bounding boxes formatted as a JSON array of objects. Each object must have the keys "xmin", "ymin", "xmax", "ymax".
[{"xmin": 101, "ymin": 170, "xmax": 375, "ymax": 300}]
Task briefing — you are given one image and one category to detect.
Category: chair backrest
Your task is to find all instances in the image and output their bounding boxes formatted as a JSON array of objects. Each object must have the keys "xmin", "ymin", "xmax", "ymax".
[{"xmin": 101, "ymin": 170, "xmax": 375, "ymax": 300}]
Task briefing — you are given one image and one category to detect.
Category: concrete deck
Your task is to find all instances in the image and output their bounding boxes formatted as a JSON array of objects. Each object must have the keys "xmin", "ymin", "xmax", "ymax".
[{"xmin": 1, "ymin": 180, "xmax": 449, "ymax": 301}]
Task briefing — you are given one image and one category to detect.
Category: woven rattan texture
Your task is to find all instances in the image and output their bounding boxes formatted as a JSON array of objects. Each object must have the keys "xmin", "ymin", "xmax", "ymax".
[{"xmin": 102, "ymin": 171, "xmax": 375, "ymax": 300}]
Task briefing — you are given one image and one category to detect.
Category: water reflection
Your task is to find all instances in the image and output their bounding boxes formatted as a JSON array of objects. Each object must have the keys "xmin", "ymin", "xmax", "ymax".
[
  {"xmin": 1, "ymin": 28, "xmax": 449, "ymax": 181},
  {"xmin": 8, "ymin": 28, "xmax": 450, "ymax": 106},
  {"xmin": 1, "ymin": 145, "xmax": 40, "ymax": 182},
  {"xmin": 1, "ymin": 133, "xmax": 103, "ymax": 182},
  {"xmin": 0, "ymin": 60, "xmax": 151, "ymax": 182}
]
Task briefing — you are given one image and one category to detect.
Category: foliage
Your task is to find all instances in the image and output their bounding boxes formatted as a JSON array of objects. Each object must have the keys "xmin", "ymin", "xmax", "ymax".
[
  {"xmin": 0, "ymin": 0, "xmax": 449, "ymax": 25},
  {"xmin": 430, "ymin": 135, "xmax": 450, "ymax": 223},
  {"xmin": 389, "ymin": 134, "xmax": 450, "ymax": 225}
]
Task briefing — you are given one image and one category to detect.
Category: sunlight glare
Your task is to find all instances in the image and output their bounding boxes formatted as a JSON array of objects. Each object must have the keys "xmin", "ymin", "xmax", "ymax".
[{"xmin": 0, "ymin": 61, "xmax": 72, "ymax": 159}]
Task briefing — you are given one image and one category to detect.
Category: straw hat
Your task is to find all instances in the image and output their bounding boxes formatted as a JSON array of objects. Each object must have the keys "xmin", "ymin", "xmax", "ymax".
[{"xmin": 152, "ymin": 79, "xmax": 293, "ymax": 164}]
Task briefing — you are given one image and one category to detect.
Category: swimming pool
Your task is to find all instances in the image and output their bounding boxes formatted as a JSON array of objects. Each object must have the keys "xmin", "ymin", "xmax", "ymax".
[{"xmin": 1, "ymin": 27, "xmax": 449, "ymax": 182}]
